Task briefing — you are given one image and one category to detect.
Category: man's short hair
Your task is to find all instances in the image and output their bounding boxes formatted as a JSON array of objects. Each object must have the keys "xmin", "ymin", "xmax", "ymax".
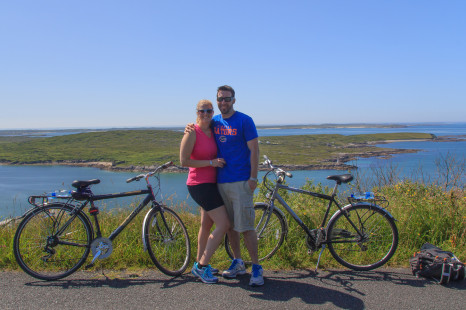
[{"xmin": 217, "ymin": 85, "xmax": 235, "ymax": 98}]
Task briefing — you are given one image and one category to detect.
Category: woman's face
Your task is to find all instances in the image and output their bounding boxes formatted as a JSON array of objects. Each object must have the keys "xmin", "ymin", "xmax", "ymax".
[{"xmin": 197, "ymin": 103, "xmax": 214, "ymax": 124}]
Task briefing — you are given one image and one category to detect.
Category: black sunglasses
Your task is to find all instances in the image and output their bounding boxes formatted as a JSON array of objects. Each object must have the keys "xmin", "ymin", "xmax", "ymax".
[
  {"xmin": 198, "ymin": 109, "xmax": 214, "ymax": 114},
  {"xmin": 217, "ymin": 96, "xmax": 234, "ymax": 102}
]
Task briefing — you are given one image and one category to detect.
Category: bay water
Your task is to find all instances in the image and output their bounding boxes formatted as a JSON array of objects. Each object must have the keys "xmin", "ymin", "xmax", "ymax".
[{"xmin": 1, "ymin": 123, "xmax": 464, "ymax": 218}]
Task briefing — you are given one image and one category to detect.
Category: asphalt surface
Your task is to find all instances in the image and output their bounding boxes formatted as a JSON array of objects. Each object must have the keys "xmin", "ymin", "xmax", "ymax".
[{"xmin": 0, "ymin": 268, "xmax": 464, "ymax": 310}]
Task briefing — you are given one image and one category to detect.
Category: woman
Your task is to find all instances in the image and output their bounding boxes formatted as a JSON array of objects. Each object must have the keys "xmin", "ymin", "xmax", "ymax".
[{"xmin": 180, "ymin": 99, "xmax": 230, "ymax": 284}]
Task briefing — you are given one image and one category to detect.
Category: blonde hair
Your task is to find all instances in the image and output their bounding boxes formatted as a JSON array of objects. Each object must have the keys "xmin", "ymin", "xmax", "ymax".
[{"xmin": 196, "ymin": 99, "xmax": 213, "ymax": 124}]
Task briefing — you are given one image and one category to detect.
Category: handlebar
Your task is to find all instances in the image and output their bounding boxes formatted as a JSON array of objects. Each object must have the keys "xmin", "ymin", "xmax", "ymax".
[
  {"xmin": 262, "ymin": 155, "xmax": 292, "ymax": 185},
  {"xmin": 126, "ymin": 161, "xmax": 174, "ymax": 183}
]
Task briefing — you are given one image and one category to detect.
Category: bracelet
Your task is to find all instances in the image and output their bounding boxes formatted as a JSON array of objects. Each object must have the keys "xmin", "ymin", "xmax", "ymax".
[
  {"xmin": 249, "ymin": 177, "xmax": 257, "ymax": 182},
  {"xmin": 210, "ymin": 160, "xmax": 213, "ymax": 166}
]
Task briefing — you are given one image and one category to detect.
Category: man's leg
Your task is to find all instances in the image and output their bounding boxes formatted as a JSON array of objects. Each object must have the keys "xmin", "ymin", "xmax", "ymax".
[{"xmin": 242, "ymin": 229, "xmax": 259, "ymax": 265}]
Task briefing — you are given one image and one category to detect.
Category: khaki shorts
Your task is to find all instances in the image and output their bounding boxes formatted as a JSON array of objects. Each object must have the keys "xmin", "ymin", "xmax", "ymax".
[{"xmin": 218, "ymin": 181, "xmax": 255, "ymax": 233}]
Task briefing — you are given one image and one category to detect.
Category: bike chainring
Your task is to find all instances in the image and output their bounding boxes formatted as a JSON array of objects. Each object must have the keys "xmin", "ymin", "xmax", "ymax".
[{"xmin": 90, "ymin": 237, "xmax": 113, "ymax": 260}]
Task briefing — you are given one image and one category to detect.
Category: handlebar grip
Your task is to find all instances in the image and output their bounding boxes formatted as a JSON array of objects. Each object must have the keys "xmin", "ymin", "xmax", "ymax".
[
  {"xmin": 126, "ymin": 174, "xmax": 145, "ymax": 183},
  {"xmin": 286, "ymin": 172, "xmax": 293, "ymax": 178},
  {"xmin": 161, "ymin": 161, "xmax": 174, "ymax": 169},
  {"xmin": 126, "ymin": 177, "xmax": 137, "ymax": 183}
]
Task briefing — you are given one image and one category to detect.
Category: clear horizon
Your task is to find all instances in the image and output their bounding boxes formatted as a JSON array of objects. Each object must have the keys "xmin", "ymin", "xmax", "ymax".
[
  {"xmin": 1, "ymin": 121, "xmax": 466, "ymax": 132},
  {"xmin": 1, "ymin": 1, "xmax": 465, "ymax": 129}
]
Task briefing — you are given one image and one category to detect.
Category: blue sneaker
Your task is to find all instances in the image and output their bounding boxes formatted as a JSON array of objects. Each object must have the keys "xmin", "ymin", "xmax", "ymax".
[
  {"xmin": 249, "ymin": 264, "xmax": 264, "ymax": 286},
  {"xmin": 210, "ymin": 267, "xmax": 219, "ymax": 275},
  {"xmin": 222, "ymin": 259, "xmax": 246, "ymax": 278},
  {"xmin": 191, "ymin": 263, "xmax": 218, "ymax": 284}
]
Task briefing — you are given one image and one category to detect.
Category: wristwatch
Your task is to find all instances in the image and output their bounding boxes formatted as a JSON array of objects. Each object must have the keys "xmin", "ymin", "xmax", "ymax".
[{"xmin": 249, "ymin": 177, "xmax": 257, "ymax": 182}]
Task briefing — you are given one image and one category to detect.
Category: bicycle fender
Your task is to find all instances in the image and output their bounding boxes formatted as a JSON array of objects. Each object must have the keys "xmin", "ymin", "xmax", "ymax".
[
  {"xmin": 141, "ymin": 205, "xmax": 164, "ymax": 251},
  {"xmin": 141, "ymin": 208, "xmax": 154, "ymax": 251},
  {"xmin": 254, "ymin": 202, "xmax": 289, "ymax": 237},
  {"xmin": 327, "ymin": 202, "xmax": 396, "ymax": 226}
]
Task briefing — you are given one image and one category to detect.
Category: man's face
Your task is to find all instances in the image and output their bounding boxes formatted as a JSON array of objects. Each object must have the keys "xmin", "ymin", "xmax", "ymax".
[{"xmin": 217, "ymin": 90, "xmax": 235, "ymax": 115}]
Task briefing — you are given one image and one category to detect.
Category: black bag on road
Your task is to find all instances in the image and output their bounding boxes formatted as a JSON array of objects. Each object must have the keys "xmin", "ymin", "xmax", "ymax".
[{"xmin": 409, "ymin": 243, "xmax": 465, "ymax": 284}]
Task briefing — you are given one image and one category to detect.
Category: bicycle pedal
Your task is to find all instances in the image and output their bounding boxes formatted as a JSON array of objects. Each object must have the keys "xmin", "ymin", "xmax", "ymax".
[{"xmin": 84, "ymin": 263, "xmax": 95, "ymax": 269}]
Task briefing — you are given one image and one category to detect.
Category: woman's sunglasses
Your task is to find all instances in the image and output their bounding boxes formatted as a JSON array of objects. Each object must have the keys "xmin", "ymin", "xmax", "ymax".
[{"xmin": 198, "ymin": 109, "xmax": 214, "ymax": 114}]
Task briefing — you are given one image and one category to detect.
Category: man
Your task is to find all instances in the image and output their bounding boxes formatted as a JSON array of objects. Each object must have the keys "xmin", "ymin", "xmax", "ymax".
[{"xmin": 212, "ymin": 85, "xmax": 263, "ymax": 286}]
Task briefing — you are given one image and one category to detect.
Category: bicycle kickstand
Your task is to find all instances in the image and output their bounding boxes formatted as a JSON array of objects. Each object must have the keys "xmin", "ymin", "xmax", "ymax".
[{"xmin": 315, "ymin": 244, "xmax": 326, "ymax": 273}]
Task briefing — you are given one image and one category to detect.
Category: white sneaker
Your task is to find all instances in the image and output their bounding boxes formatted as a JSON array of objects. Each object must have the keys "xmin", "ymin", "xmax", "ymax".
[
  {"xmin": 222, "ymin": 259, "xmax": 246, "ymax": 278},
  {"xmin": 249, "ymin": 264, "xmax": 264, "ymax": 286}
]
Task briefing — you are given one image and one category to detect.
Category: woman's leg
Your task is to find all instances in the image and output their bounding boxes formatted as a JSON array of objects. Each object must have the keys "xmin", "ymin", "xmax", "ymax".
[
  {"xmin": 197, "ymin": 208, "xmax": 213, "ymax": 262},
  {"xmin": 199, "ymin": 206, "xmax": 230, "ymax": 265}
]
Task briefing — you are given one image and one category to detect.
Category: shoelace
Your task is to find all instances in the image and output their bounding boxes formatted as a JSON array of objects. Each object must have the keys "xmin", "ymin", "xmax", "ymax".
[
  {"xmin": 203, "ymin": 266, "xmax": 214, "ymax": 278},
  {"xmin": 228, "ymin": 259, "xmax": 239, "ymax": 270},
  {"xmin": 252, "ymin": 266, "xmax": 261, "ymax": 277}
]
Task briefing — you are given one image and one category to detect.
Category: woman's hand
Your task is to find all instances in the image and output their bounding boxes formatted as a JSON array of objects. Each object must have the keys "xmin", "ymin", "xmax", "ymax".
[{"xmin": 211, "ymin": 158, "xmax": 226, "ymax": 168}]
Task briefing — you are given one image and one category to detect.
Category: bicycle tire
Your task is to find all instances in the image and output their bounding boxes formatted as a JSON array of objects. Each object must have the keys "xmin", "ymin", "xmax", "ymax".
[
  {"xmin": 144, "ymin": 207, "xmax": 191, "ymax": 276},
  {"xmin": 13, "ymin": 203, "xmax": 92, "ymax": 280},
  {"xmin": 225, "ymin": 203, "xmax": 287, "ymax": 264},
  {"xmin": 327, "ymin": 204, "xmax": 398, "ymax": 271}
]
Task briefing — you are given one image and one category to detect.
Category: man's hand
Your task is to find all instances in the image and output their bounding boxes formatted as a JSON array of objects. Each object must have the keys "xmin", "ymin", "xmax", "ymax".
[
  {"xmin": 184, "ymin": 123, "xmax": 195, "ymax": 134},
  {"xmin": 248, "ymin": 179, "xmax": 258, "ymax": 191}
]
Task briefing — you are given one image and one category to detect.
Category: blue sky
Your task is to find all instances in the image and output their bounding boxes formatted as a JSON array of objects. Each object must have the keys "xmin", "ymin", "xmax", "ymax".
[{"xmin": 1, "ymin": 1, "xmax": 465, "ymax": 129}]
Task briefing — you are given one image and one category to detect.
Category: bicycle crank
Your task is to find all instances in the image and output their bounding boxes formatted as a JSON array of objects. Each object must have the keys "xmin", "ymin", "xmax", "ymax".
[{"xmin": 86, "ymin": 237, "xmax": 113, "ymax": 268}]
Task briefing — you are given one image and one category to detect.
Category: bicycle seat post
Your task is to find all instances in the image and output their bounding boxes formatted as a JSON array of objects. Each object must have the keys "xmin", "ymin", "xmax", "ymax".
[
  {"xmin": 89, "ymin": 200, "xmax": 102, "ymax": 238},
  {"xmin": 330, "ymin": 181, "xmax": 340, "ymax": 198}
]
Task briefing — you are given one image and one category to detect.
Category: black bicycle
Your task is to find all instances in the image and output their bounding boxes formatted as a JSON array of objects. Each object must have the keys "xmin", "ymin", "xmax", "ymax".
[
  {"xmin": 13, "ymin": 162, "xmax": 191, "ymax": 280},
  {"xmin": 225, "ymin": 156, "xmax": 399, "ymax": 271}
]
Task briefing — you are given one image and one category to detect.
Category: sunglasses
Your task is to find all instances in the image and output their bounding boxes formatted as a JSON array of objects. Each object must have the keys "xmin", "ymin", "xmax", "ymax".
[
  {"xmin": 198, "ymin": 109, "xmax": 214, "ymax": 114},
  {"xmin": 217, "ymin": 96, "xmax": 234, "ymax": 102}
]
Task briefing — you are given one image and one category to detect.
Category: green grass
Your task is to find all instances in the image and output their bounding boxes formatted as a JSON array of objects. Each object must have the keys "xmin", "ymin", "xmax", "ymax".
[{"xmin": 1, "ymin": 180, "xmax": 464, "ymax": 272}]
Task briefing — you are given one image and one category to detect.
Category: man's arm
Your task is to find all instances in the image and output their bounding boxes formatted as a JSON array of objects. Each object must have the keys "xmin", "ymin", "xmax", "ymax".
[{"xmin": 247, "ymin": 137, "xmax": 259, "ymax": 191}]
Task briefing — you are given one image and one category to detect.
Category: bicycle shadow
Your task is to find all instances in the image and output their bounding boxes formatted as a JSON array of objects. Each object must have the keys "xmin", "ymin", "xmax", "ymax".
[
  {"xmin": 24, "ymin": 271, "xmax": 192, "ymax": 290},
  {"xmin": 312, "ymin": 269, "xmax": 466, "ymax": 290},
  {"xmin": 230, "ymin": 268, "xmax": 465, "ymax": 308},
  {"xmin": 230, "ymin": 270, "xmax": 365, "ymax": 310}
]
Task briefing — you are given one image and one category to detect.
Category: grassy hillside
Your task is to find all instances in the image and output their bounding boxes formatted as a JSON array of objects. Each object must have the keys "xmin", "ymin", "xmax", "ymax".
[{"xmin": 0, "ymin": 130, "xmax": 434, "ymax": 168}]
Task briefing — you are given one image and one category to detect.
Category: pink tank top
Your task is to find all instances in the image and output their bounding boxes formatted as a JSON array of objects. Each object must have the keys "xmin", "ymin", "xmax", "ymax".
[{"xmin": 186, "ymin": 125, "xmax": 217, "ymax": 185}]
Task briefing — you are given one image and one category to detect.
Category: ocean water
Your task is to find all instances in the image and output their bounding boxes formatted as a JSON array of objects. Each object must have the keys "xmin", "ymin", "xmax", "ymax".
[{"xmin": 1, "ymin": 123, "xmax": 464, "ymax": 218}]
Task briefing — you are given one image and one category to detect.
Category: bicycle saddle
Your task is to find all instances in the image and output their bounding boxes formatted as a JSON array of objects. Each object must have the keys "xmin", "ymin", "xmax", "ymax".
[
  {"xmin": 71, "ymin": 179, "xmax": 101, "ymax": 188},
  {"xmin": 326, "ymin": 174, "xmax": 353, "ymax": 184}
]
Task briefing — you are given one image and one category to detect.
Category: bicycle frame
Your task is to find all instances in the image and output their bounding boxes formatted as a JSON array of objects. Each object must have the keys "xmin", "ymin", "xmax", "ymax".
[
  {"xmin": 50, "ymin": 171, "xmax": 165, "ymax": 249},
  {"xmin": 259, "ymin": 171, "xmax": 373, "ymax": 249},
  {"xmin": 260, "ymin": 180, "xmax": 343, "ymax": 241}
]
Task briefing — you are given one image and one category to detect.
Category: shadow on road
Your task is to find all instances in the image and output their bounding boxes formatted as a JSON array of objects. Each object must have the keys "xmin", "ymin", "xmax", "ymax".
[
  {"xmin": 22, "ymin": 268, "xmax": 465, "ymax": 309},
  {"xmin": 24, "ymin": 271, "xmax": 192, "ymax": 290}
]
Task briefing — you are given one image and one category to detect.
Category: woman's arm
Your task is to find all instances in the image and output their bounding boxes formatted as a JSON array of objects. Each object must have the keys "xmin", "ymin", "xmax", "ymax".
[{"xmin": 180, "ymin": 131, "xmax": 225, "ymax": 168}]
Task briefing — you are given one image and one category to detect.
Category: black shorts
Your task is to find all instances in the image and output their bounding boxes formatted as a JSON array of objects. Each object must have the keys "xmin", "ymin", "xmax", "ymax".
[{"xmin": 187, "ymin": 183, "xmax": 224, "ymax": 212}]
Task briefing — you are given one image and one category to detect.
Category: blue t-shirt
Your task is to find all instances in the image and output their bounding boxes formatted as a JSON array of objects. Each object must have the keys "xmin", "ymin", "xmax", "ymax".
[{"xmin": 212, "ymin": 111, "xmax": 258, "ymax": 183}]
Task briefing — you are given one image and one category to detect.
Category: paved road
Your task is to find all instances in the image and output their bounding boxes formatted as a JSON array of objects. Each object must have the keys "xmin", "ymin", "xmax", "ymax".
[{"xmin": 0, "ymin": 268, "xmax": 464, "ymax": 309}]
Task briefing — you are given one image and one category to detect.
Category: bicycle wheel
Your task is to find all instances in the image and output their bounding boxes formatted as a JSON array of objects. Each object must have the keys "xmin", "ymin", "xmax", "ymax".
[
  {"xmin": 144, "ymin": 207, "xmax": 191, "ymax": 276},
  {"xmin": 225, "ymin": 203, "xmax": 287, "ymax": 264},
  {"xmin": 327, "ymin": 204, "xmax": 398, "ymax": 271},
  {"xmin": 13, "ymin": 203, "xmax": 92, "ymax": 280}
]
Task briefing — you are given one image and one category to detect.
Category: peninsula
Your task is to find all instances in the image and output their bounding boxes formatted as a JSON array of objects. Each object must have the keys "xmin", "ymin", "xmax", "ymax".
[{"xmin": 0, "ymin": 128, "xmax": 442, "ymax": 172}]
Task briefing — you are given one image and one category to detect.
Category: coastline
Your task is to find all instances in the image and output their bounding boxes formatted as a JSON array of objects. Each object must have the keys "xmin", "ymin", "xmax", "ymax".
[
  {"xmin": 0, "ymin": 143, "xmax": 420, "ymax": 172},
  {"xmin": 1, "ymin": 136, "xmax": 462, "ymax": 173}
]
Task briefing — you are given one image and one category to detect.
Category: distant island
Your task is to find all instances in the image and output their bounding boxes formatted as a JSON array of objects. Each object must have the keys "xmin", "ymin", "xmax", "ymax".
[{"xmin": 0, "ymin": 128, "xmax": 445, "ymax": 172}]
